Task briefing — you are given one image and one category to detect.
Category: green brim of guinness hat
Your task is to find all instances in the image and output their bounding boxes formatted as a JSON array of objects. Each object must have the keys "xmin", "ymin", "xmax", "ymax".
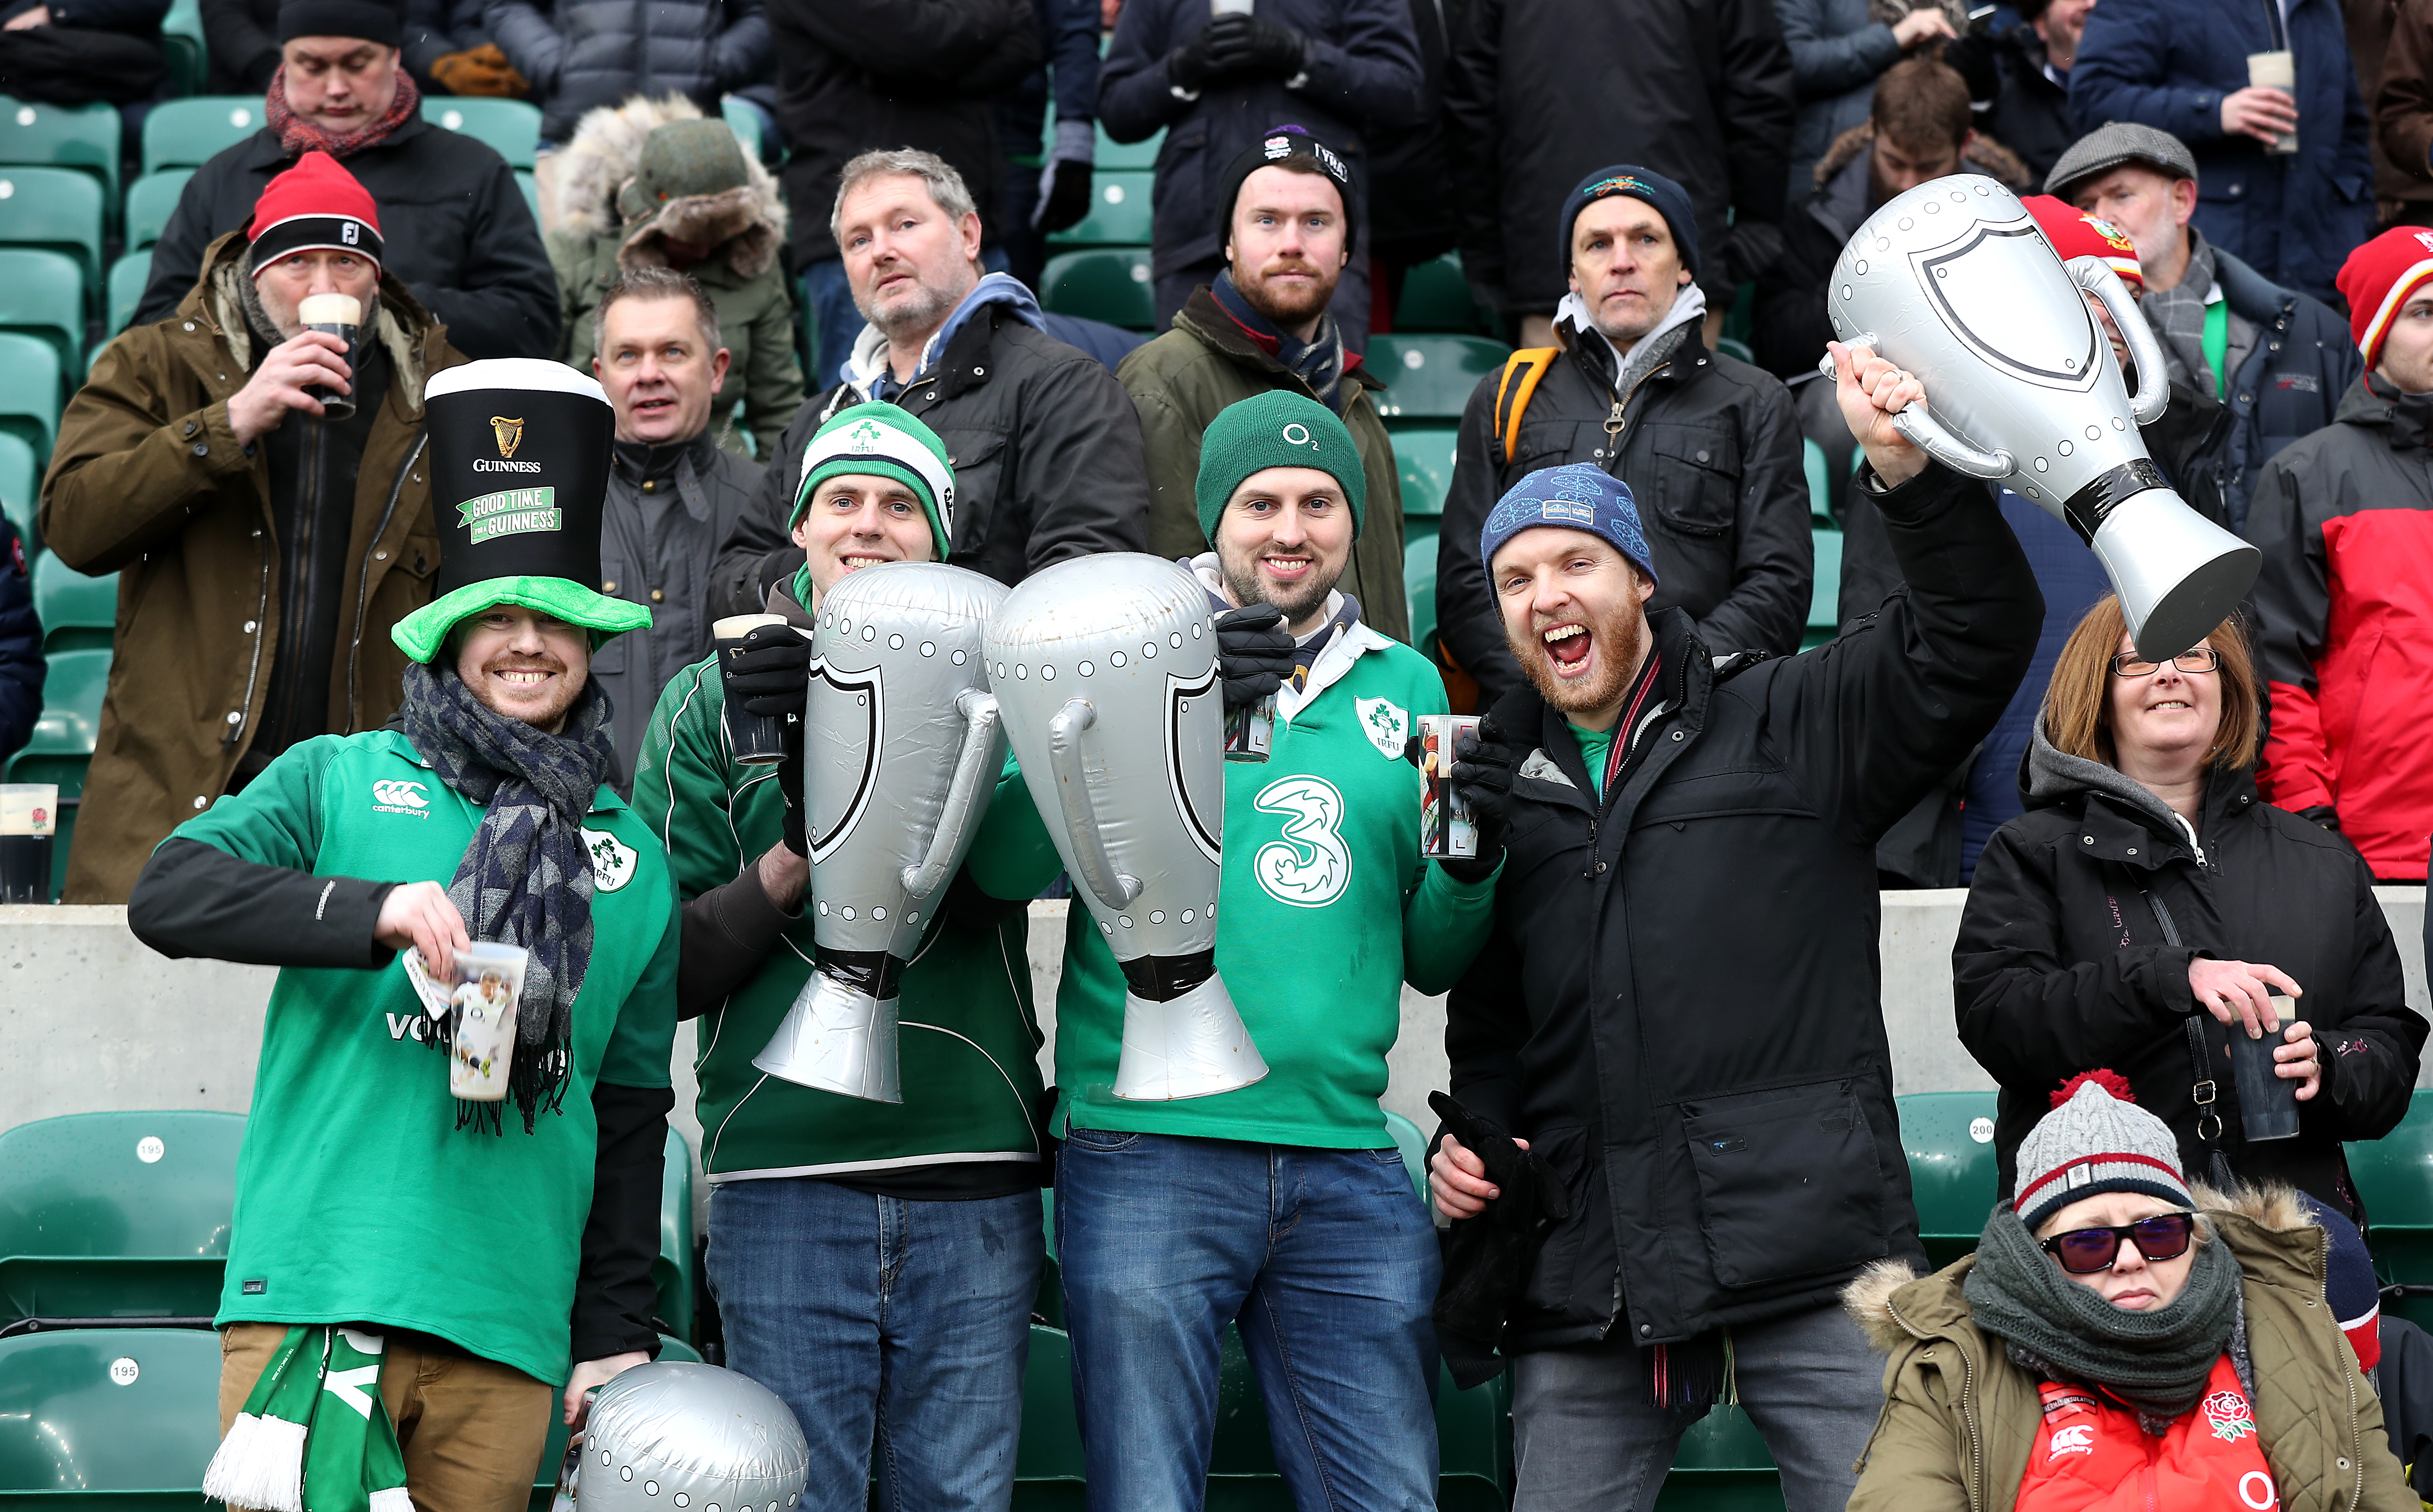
[{"xmin": 390, "ymin": 576, "xmax": 653, "ymax": 664}]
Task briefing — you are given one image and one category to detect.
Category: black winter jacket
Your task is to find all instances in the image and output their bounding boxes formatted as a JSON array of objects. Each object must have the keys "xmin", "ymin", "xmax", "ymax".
[
  {"xmin": 770, "ymin": 0, "xmax": 1040, "ymax": 270},
  {"xmin": 1444, "ymin": 460, "xmax": 2043, "ymax": 1352},
  {"xmin": 134, "ymin": 115, "xmax": 558, "ymax": 361},
  {"xmin": 1442, "ymin": 0, "xmax": 1795, "ymax": 314},
  {"xmin": 484, "ymin": 0, "xmax": 767, "ymax": 144},
  {"xmin": 1096, "ymin": 0, "xmax": 1428, "ymax": 279},
  {"xmin": 708, "ymin": 305, "xmax": 1151, "ymax": 617},
  {"xmin": 1435, "ymin": 323, "xmax": 1813, "ymax": 706},
  {"xmin": 1954, "ymin": 726, "xmax": 2424, "ymax": 1224}
]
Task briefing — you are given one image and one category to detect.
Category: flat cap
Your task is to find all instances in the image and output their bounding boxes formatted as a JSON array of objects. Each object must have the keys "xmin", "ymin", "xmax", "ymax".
[{"xmin": 2045, "ymin": 122, "xmax": 2200, "ymax": 198}]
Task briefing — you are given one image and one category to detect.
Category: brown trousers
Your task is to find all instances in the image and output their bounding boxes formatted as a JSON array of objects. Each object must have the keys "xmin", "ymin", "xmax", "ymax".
[{"xmin": 218, "ymin": 1323, "xmax": 555, "ymax": 1512}]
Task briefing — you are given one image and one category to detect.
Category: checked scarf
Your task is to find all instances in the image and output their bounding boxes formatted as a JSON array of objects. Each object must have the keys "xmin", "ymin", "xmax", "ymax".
[
  {"xmin": 201, "ymin": 1326, "xmax": 413, "ymax": 1512},
  {"xmin": 400, "ymin": 661, "xmax": 617, "ymax": 1133}
]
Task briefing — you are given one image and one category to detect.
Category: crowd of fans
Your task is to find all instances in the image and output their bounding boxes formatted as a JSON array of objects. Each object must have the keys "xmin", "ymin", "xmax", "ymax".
[{"xmin": 11, "ymin": 0, "xmax": 2433, "ymax": 1507}]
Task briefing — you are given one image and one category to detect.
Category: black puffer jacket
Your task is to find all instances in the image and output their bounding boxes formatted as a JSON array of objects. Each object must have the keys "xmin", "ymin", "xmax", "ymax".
[
  {"xmin": 1955, "ymin": 724, "xmax": 2426, "ymax": 1225},
  {"xmin": 1435, "ymin": 321, "xmax": 1813, "ymax": 705},
  {"xmin": 1444, "ymin": 460, "xmax": 2042, "ymax": 1352},
  {"xmin": 484, "ymin": 0, "xmax": 767, "ymax": 144},
  {"xmin": 707, "ymin": 303, "xmax": 1151, "ymax": 617}
]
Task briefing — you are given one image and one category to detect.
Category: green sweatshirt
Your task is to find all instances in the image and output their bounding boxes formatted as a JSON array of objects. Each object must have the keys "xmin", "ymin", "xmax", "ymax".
[
  {"xmin": 630, "ymin": 653, "xmax": 1063, "ymax": 1183},
  {"xmin": 1052, "ymin": 623, "xmax": 1498, "ymax": 1147},
  {"xmin": 171, "ymin": 731, "xmax": 679, "ymax": 1386}
]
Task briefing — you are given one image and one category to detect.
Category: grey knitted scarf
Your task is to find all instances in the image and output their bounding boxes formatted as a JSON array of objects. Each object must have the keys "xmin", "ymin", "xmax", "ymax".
[{"xmin": 1963, "ymin": 1203, "xmax": 2241, "ymax": 1426}]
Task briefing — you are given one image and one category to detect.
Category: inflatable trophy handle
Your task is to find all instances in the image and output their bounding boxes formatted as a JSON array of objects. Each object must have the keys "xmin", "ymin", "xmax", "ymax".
[
  {"xmin": 1821, "ymin": 330, "xmax": 2017, "ymax": 480},
  {"xmin": 2069, "ymin": 258, "xmax": 2170, "ymax": 426},
  {"xmin": 1044, "ymin": 697, "xmax": 1146, "ymax": 909},
  {"xmin": 899, "ymin": 688, "xmax": 1004, "ymax": 898}
]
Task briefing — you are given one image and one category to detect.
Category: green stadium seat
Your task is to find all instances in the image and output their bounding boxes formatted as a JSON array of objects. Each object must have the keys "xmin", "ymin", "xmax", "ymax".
[
  {"xmin": 0, "ymin": 250, "xmax": 82, "ymax": 372},
  {"xmin": 2349, "ymin": 1091, "xmax": 2433, "ymax": 1329},
  {"xmin": 107, "ymin": 250, "xmax": 151, "ymax": 336},
  {"xmin": 653, "ymin": 1128, "xmax": 696, "ymax": 1344},
  {"xmin": 1898, "ymin": 1090, "xmax": 2001, "ymax": 1271},
  {"xmin": 0, "ymin": 96, "xmax": 119, "ymax": 210},
  {"xmin": 142, "ymin": 96, "xmax": 268, "ymax": 178},
  {"xmin": 721, "ymin": 93, "xmax": 762, "ymax": 161},
  {"xmin": 1040, "ymin": 247, "xmax": 1155, "ymax": 330},
  {"xmin": 1382, "ymin": 1109, "xmax": 1429, "ymax": 1196},
  {"xmin": 1016, "ymin": 1323, "xmax": 1087, "ymax": 1501},
  {"xmin": 1715, "ymin": 336, "xmax": 1755, "ymax": 365},
  {"xmin": 0, "ymin": 166, "xmax": 105, "ymax": 294},
  {"xmin": 1390, "ymin": 425, "xmax": 1457, "ymax": 518},
  {"xmin": 1, "ymin": 644, "xmax": 101, "ymax": 903},
  {"xmin": 1091, "ymin": 122, "xmax": 1163, "ymax": 171},
  {"xmin": 1049, "ymin": 171, "xmax": 1154, "ymax": 247},
  {"xmin": 125, "ymin": 169, "xmax": 193, "ymax": 253},
  {"xmin": 1803, "ymin": 438, "xmax": 1832, "ymax": 522},
  {"xmin": 513, "ymin": 169, "xmax": 540, "ymax": 225},
  {"xmin": 0, "ymin": 1326, "xmax": 223, "ymax": 1499},
  {"xmin": 0, "ymin": 332, "xmax": 64, "ymax": 464},
  {"xmin": 1394, "ymin": 254, "xmax": 1487, "ymax": 335},
  {"xmin": 1405, "ymin": 528, "xmax": 1438, "ymax": 666},
  {"xmin": 1367, "ymin": 335, "xmax": 1506, "ymax": 427},
  {"xmin": 1651, "ymin": 1405, "xmax": 1784, "ymax": 1512},
  {"xmin": 424, "ymin": 97, "xmax": 542, "ymax": 169},
  {"xmin": 163, "ymin": 11, "xmax": 207, "ymax": 97},
  {"xmin": 0, "ymin": 431, "xmax": 34, "ymax": 545},
  {"xmin": 34, "ymin": 549, "xmax": 116, "ymax": 653},
  {"xmin": 1802, "ymin": 526, "xmax": 1841, "ymax": 650},
  {"xmin": 0, "ymin": 1111, "xmax": 246, "ymax": 1328}
]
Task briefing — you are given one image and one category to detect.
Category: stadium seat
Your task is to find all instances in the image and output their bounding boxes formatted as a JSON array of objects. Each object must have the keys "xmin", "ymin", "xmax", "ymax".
[
  {"xmin": 162, "ymin": 0, "xmax": 207, "ymax": 96},
  {"xmin": 1803, "ymin": 527, "xmax": 1842, "ymax": 650},
  {"xmin": 1650, "ymin": 1405, "xmax": 1783, "ymax": 1512},
  {"xmin": 0, "ymin": 431, "xmax": 33, "ymax": 546},
  {"xmin": 1091, "ymin": 122, "xmax": 1162, "ymax": 171},
  {"xmin": 1405, "ymin": 529, "xmax": 1438, "ymax": 670},
  {"xmin": 0, "ymin": 96, "xmax": 119, "ymax": 211},
  {"xmin": 1715, "ymin": 336, "xmax": 1756, "ymax": 365},
  {"xmin": 142, "ymin": 96, "xmax": 268, "ymax": 178},
  {"xmin": 653, "ymin": 1128, "xmax": 696, "ymax": 1344},
  {"xmin": 1438, "ymin": 1366, "xmax": 1514, "ymax": 1512},
  {"xmin": 1382, "ymin": 1109, "xmax": 1429, "ymax": 1195},
  {"xmin": 33, "ymin": 550, "xmax": 115, "ymax": 654},
  {"xmin": 720, "ymin": 93, "xmax": 762, "ymax": 162},
  {"xmin": 424, "ymin": 98, "xmax": 542, "ymax": 170},
  {"xmin": 0, "ymin": 1326, "xmax": 223, "ymax": 1496},
  {"xmin": 0, "ymin": 250, "xmax": 82, "ymax": 373},
  {"xmin": 1039, "ymin": 248, "xmax": 1155, "ymax": 330},
  {"xmin": 124, "ymin": 169, "xmax": 193, "ymax": 253},
  {"xmin": 0, "ymin": 166, "xmax": 105, "ymax": 294},
  {"xmin": 1049, "ymin": 171, "xmax": 1154, "ymax": 247},
  {"xmin": 2349, "ymin": 1091, "xmax": 2433, "ymax": 1329},
  {"xmin": 1390, "ymin": 425, "xmax": 1458, "ymax": 518},
  {"xmin": 1366, "ymin": 335, "xmax": 1506, "ymax": 427},
  {"xmin": 1016, "ymin": 1323, "xmax": 1087, "ymax": 1500},
  {"xmin": 1394, "ymin": 254, "xmax": 1488, "ymax": 335},
  {"xmin": 1803, "ymin": 437, "xmax": 1833, "ymax": 522},
  {"xmin": 0, "ymin": 332, "xmax": 64, "ymax": 464},
  {"xmin": 1898, "ymin": 1090, "xmax": 2002, "ymax": 1271},
  {"xmin": 4, "ymin": 644, "xmax": 108, "ymax": 899},
  {"xmin": 106, "ymin": 251, "xmax": 151, "ymax": 336},
  {"xmin": 0, "ymin": 1110, "xmax": 245, "ymax": 1329}
]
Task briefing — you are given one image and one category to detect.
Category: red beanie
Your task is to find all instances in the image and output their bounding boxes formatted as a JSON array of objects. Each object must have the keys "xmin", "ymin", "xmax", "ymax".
[
  {"xmin": 2022, "ymin": 194, "xmax": 2143, "ymax": 289},
  {"xmin": 246, "ymin": 151, "xmax": 384, "ymax": 279},
  {"xmin": 2341, "ymin": 225, "xmax": 2433, "ymax": 372}
]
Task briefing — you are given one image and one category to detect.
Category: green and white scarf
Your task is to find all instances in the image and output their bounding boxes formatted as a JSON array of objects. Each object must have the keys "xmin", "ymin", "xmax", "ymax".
[{"xmin": 202, "ymin": 1326, "xmax": 414, "ymax": 1512}]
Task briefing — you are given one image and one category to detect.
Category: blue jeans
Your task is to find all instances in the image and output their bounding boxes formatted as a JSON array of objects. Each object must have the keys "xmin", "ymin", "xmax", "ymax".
[
  {"xmin": 706, "ymin": 1177, "xmax": 1044, "ymax": 1512},
  {"xmin": 1056, "ymin": 1128, "xmax": 1441, "ymax": 1512}
]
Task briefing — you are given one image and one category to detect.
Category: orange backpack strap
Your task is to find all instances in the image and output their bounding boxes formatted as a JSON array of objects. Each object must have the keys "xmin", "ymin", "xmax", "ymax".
[{"xmin": 1492, "ymin": 347, "xmax": 1560, "ymax": 466}]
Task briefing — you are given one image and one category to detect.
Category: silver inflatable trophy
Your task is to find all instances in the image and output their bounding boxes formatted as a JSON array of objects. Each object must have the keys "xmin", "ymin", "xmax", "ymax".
[
  {"xmin": 1820, "ymin": 175, "xmax": 2259, "ymax": 658},
  {"xmin": 985, "ymin": 554, "xmax": 1269, "ymax": 1100},
  {"xmin": 572, "ymin": 1363, "xmax": 808, "ymax": 1512},
  {"xmin": 751, "ymin": 563, "xmax": 1009, "ymax": 1104}
]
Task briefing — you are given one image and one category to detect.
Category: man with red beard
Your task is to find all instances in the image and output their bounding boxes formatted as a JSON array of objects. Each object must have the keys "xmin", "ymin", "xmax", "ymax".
[{"xmin": 1426, "ymin": 344, "xmax": 2044, "ymax": 1512}]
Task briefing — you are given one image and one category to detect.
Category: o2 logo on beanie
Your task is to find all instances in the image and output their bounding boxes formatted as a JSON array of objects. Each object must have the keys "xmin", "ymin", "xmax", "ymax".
[{"xmin": 1282, "ymin": 422, "xmax": 1316, "ymax": 449}]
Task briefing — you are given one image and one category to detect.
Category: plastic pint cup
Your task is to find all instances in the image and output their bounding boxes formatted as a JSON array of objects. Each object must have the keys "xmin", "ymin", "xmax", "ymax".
[
  {"xmin": 2227, "ymin": 992, "xmax": 2304, "ymax": 1142},
  {"xmin": 0, "ymin": 783, "xmax": 56, "ymax": 903},
  {"xmin": 298, "ymin": 292, "xmax": 361, "ymax": 421},
  {"xmin": 2247, "ymin": 52, "xmax": 2299, "ymax": 154},
  {"xmin": 447, "ymin": 942, "xmax": 528, "ymax": 1101},
  {"xmin": 1418, "ymin": 715, "xmax": 1480, "ymax": 859},
  {"xmin": 1224, "ymin": 693, "xmax": 1274, "ymax": 763},
  {"xmin": 713, "ymin": 613, "xmax": 794, "ymax": 765}
]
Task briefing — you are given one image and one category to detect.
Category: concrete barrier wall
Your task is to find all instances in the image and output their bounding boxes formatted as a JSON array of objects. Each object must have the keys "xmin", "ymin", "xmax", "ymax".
[{"xmin": 11, "ymin": 889, "xmax": 2429, "ymax": 1161}]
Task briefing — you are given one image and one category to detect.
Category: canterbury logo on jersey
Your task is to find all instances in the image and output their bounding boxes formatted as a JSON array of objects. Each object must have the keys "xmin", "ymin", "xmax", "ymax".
[{"xmin": 371, "ymin": 779, "xmax": 430, "ymax": 816}]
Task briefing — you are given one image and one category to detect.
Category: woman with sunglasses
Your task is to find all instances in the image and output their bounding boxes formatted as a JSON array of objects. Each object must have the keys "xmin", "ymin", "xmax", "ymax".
[
  {"xmin": 1953, "ymin": 596, "xmax": 2424, "ymax": 1225},
  {"xmin": 1846, "ymin": 1072, "xmax": 2415, "ymax": 1511}
]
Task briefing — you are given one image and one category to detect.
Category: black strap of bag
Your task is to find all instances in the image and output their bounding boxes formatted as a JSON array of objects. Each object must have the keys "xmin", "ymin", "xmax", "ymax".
[{"xmin": 2144, "ymin": 888, "xmax": 2240, "ymax": 1190}]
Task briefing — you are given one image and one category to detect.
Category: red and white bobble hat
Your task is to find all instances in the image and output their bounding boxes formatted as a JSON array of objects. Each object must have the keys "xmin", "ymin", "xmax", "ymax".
[
  {"xmin": 245, "ymin": 150, "xmax": 384, "ymax": 280},
  {"xmin": 2014, "ymin": 1070, "xmax": 2194, "ymax": 1232},
  {"xmin": 2340, "ymin": 225, "xmax": 2433, "ymax": 372},
  {"xmin": 2021, "ymin": 194, "xmax": 2144, "ymax": 290}
]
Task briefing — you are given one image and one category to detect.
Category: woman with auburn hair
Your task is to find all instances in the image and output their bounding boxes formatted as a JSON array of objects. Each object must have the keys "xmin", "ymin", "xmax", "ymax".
[{"xmin": 1953, "ymin": 597, "xmax": 2424, "ymax": 1224}]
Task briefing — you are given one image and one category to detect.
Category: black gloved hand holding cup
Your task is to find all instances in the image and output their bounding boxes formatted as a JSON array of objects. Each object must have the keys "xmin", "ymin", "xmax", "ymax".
[
  {"xmin": 1215, "ymin": 602, "xmax": 1296, "ymax": 710},
  {"xmin": 1442, "ymin": 715, "xmax": 1516, "ymax": 883}
]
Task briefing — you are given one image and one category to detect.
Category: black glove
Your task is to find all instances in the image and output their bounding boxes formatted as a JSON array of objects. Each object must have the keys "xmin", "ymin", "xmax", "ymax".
[
  {"xmin": 1039, "ymin": 156, "xmax": 1094, "ymax": 233},
  {"xmin": 1200, "ymin": 10, "xmax": 1310, "ymax": 79},
  {"xmin": 723, "ymin": 624, "xmax": 812, "ymax": 855},
  {"xmin": 1215, "ymin": 602, "xmax": 1296, "ymax": 710},
  {"xmin": 1166, "ymin": 22, "xmax": 1224, "ymax": 90},
  {"xmin": 2297, "ymin": 804, "xmax": 2343, "ymax": 833},
  {"xmin": 1721, "ymin": 219, "xmax": 1788, "ymax": 289},
  {"xmin": 1442, "ymin": 716, "xmax": 1516, "ymax": 882}
]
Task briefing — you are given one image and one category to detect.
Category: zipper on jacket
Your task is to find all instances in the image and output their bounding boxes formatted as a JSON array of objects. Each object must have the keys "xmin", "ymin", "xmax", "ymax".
[
  {"xmin": 1887, "ymin": 1293, "xmax": 1986, "ymax": 1512},
  {"xmin": 347, "ymin": 433, "xmax": 426, "ymax": 729},
  {"xmin": 2329, "ymin": 1224, "xmax": 2366, "ymax": 1506}
]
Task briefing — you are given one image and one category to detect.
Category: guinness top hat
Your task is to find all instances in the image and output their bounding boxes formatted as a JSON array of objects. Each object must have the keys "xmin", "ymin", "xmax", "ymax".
[{"xmin": 391, "ymin": 358, "xmax": 652, "ymax": 662}]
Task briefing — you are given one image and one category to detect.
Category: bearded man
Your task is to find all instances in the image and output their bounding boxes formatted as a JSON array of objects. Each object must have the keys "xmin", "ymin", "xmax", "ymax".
[{"xmin": 1427, "ymin": 343, "xmax": 2043, "ymax": 1512}]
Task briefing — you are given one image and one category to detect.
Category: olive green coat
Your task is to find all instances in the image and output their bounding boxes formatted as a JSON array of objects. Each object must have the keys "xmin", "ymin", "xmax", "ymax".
[
  {"xmin": 1115, "ymin": 287, "xmax": 1409, "ymax": 645},
  {"xmin": 1844, "ymin": 1184, "xmax": 2417, "ymax": 1512}
]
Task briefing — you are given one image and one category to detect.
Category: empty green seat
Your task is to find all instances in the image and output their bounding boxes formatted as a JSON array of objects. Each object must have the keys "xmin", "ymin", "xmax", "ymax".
[
  {"xmin": 107, "ymin": 251, "xmax": 151, "ymax": 336},
  {"xmin": 0, "ymin": 166, "xmax": 105, "ymax": 292},
  {"xmin": 0, "ymin": 250, "xmax": 82, "ymax": 373},
  {"xmin": 423, "ymin": 97, "xmax": 542, "ymax": 169},
  {"xmin": 1394, "ymin": 254, "xmax": 1487, "ymax": 335},
  {"xmin": 721, "ymin": 93, "xmax": 762, "ymax": 161},
  {"xmin": 0, "ymin": 1326, "xmax": 224, "ymax": 1499},
  {"xmin": 160, "ymin": 0, "xmax": 206, "ymax": 93},
  {"xmin": 0, "ymin": 1111, "xmax": 245, "ymax": 1328},
  {"xmin": 1405, "ymin": 528, "xmax": 1438, "ymax": 665},
  {"xmin": 1714, "ymin": 336, "xmax": 1756, "ymax": 365},
  {"xmin": 1898, "ymin": 1090, "xmax": 2001, "ymax": 1271},
  {"xmin": 0, "ymin": 431, "xmax": 34, "ymax": 545},
  {"xmin": 1040, "ymin": 247, "xmax": 1155, "ymax": 330},
  {"xmin": 1049, "ymin": 171, "xmax": 1154, "ymax": 247},
  {"xmin": 2349, "ymin": 1091, "xmax": 2433, "ymax": 1328},
  {"xmin": 1803, "ymin": 437, "xmax": 1832, "ymax": 522},
  {"xmin": 1016, "ymin": 1324, "xmax": 1087, "ymax": 1493},
  {"xmin": 33, "ymin": 549, "xmax": 115, "ymax": 652},
  {"xmin": 0, "ymin": 96, "xmax": 119, "ymax": 210},
  {"xmin": 1803, "ymin": 526, "xmax": 1842, "ymax": 650},
  {"xmin": 1366, "ymin": 335, "xmax": 1507, "ymax": 427},
  {"xmin": 653, "ymin": 1128, "xmax": 696, "ymax": 1344},
  {"xmin": 142, "ymin": 96, "xmax": 268, "ymax": 178},
  {"xmin": 1651, "ymin": 1405, "xmax": 1783, "ymax": 1512},
  {"xmin": 124, "ymin": 169, "xmax": 193, "ymax": 252},
  {"xmin": 0, "ymin": 332, "xmax": 63, "ymax": 464},
  {"xmin": 1390, "ymin": 425, "xmax": 1458, "ymax": 518},
  {"xmin": 1091, "ymin": 122, "xmax": 1162, "ymax": 170}
]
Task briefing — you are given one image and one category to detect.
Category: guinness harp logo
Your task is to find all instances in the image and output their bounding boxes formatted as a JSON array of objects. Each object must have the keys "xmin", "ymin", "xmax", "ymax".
[{"xmin": 490, "ymin": 416, "xmax": 525, "ymax": 458}]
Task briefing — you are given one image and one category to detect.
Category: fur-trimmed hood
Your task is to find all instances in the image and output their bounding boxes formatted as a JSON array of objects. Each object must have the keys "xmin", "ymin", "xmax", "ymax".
[
  {"xmin": 552, "ymin": 93, "xmax": 786, "ymax": 279},
  {"xmin": 1815, "ymin": 119, "xmax": 2034, "ymax": 191}
]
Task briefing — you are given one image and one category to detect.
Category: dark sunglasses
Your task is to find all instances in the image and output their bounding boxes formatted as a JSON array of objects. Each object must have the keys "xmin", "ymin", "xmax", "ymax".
[{"xmin": 2039, "ymin": 1212, "xmax": 2196, "ymax": 1273}]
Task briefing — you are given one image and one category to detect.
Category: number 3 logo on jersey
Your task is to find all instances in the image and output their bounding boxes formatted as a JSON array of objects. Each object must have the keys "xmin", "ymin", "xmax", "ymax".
[{"xmin": 1253, "ymin": 776, "xmax": 1350, "ymax": 908}]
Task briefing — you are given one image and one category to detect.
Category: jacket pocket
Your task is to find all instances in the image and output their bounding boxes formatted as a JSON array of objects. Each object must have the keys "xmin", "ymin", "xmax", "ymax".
[
  {"xmin": 934, "ymin": 424, "xmax": 1009, "ymax": 557},
  {"xmin": 1518, "ymin": 1124, "xmax": 1611, "ymax": 1321},
  {"xmin": 1645, "ymin": 425, "xmax": 1741, "ymax": 539},
  {"xmin": 1681, "ymin": 1078, "xmax": 1886, "ymax": 1289}
]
